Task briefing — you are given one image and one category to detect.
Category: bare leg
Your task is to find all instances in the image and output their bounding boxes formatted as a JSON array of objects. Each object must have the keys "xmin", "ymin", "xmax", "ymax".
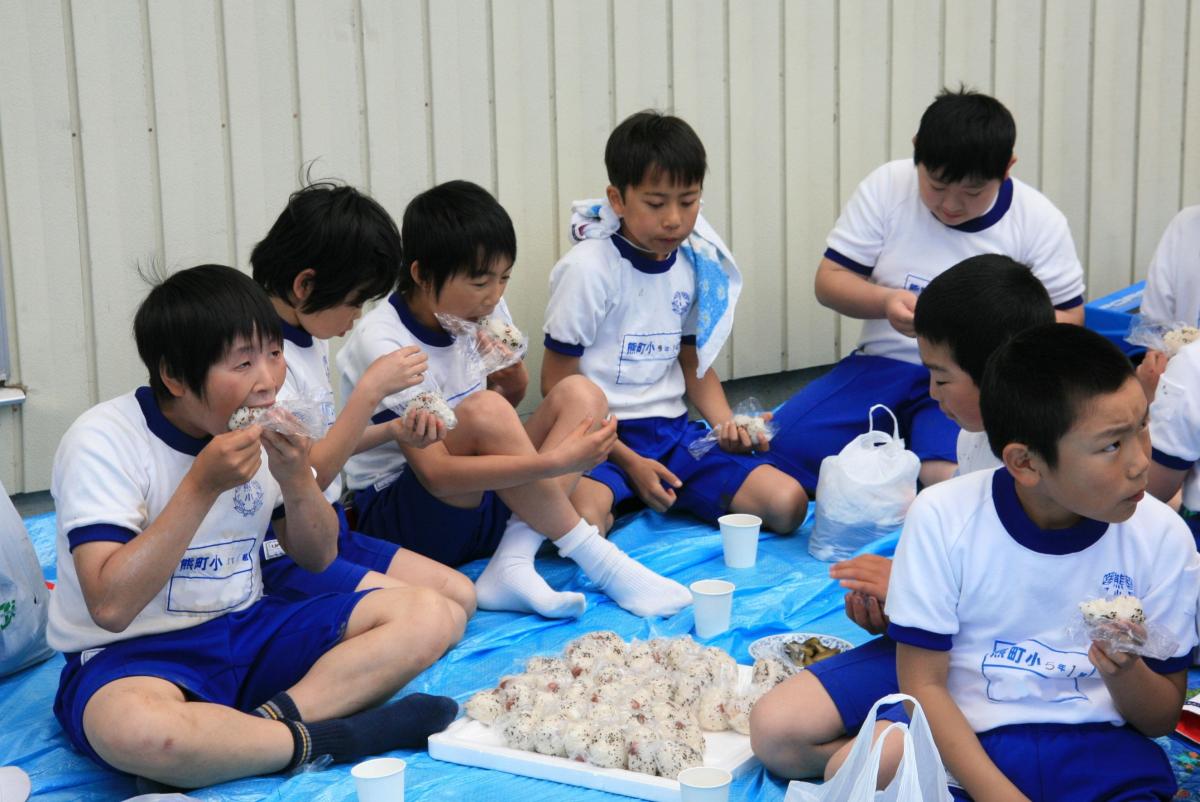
[
  {"xmin": 728, "ymin": 464, "xmax": 809, "ymax": 533},
  {"xmin": 749, "ymin": 669, "xmax": 850, "ymax": 779},
  {"xmin": 356, "ymin": 550, "xmax": 477, "ymax": 618},
  {"xmin": 523, "ymin": 374, "xmax": 610, "ymax": 497},
  {"xmin": 824, "ymin": 719, "xmax": 904, "ymax": 788},
  {"xmin": 918, "ymin": 459, "xmax": 956, "ymax": 487},
  {"xmin": 571, "ymin": 476, "xmax": 616, "ymax": 535}
]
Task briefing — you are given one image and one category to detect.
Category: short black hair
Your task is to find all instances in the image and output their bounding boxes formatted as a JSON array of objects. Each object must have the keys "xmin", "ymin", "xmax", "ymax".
[
  {"xmin": 134, "ymin": 264, "xmax": 281, "ymax": 400},
  {"xmin": 251, "ymin": 181, "xmax": 401, "ymax": 312},
  {"xmin": 398, "ymin": 180, "xmax": 516, "ymax": 299},
  {"xmin": 981, "ymin": 324, "xmax": 1135, "ymax": 468},
  {"xmin": 913, "ymin": 87, "xmax": 1016, "ymax": 183},
  {"xmin": 605, "ymin": 110, "xmax": 707, "ymax": 194},
  {"xmin": 914, "ymin": 254, "xmax": 1055, "ymax": 385}
]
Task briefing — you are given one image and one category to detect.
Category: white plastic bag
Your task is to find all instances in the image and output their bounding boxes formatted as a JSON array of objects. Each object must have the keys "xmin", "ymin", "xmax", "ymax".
[
  {"xmin": 809, "ymin": 405, "xmax": 920, "ymax": 562},
  {"xmin": 0, "ymin": 480, "xmax": 53, "ymax": 677},
  {"xmin": 784, "ymin": 693, "xmax": 952, "ymax": 802}
]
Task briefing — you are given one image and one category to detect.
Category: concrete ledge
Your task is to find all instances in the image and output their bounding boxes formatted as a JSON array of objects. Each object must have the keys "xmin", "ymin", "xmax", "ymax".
[{"xmin": 0, "ymin": 387, "xmax": 24, "ymax": 408}]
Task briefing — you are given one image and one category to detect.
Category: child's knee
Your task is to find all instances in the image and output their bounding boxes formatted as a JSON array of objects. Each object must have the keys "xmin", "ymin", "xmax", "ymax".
[
  {"xmin": 454, "ymin": 389, "xmax": 521, "ymax": 435},
  {"xmin": 445, "ymin": 572, "xmax": 477, "ymax": 620},
  {"xmin": 85, "ymin": 697, "xmax": 185, "ymax": 775},
  {"xmin": 765, "ymin": 480, "xmax": 809, "ymax": 532},
  {"xmin": 546, "ymin": 374, "xmax": 608, "ymax": 417}
]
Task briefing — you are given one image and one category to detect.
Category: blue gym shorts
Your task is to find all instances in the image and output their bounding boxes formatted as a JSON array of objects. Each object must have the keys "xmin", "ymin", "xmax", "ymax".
[
  {"xmin": 767, "ymin": 352, "xmax": 960, "ymax": 492},
  {"xmin": 584, "ymin": 413, "xmax": 766, "ymax": 525},
  {"xmin": 807, "ymin": 636, "xmax": 907, "ymax": 728},
  {"xmin": 262, "ymin": 503, "xmax": 400, "ymax": 600},
  {"xmin": 947, "ymin": 722, "xmax": 1176, "ymax": 801},
  {"xmin": 354, "ymin": 464, "xmax": 511, "ymax": 567},
  {"xmin": 54, "ymin": 589, "xmax": 370, "ymax": 773}
]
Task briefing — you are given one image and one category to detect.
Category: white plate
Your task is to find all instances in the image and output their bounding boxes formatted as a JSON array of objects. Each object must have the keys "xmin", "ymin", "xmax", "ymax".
[
  {"xmin": 747, "ymin": 633, "xmax": 854, "ymax": 673},
  {"xmin": 428, "ymin": 665, "xmax": 760, "ymax": 802}
]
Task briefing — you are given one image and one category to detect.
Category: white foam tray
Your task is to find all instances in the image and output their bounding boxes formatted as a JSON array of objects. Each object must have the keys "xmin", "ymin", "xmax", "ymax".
[{"xmin": 429, "ymin": 665, "xmax": 759, "ymax": 801}]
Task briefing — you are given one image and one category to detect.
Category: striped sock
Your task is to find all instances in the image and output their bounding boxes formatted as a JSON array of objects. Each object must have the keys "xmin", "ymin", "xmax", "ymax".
[{"xmin": 254, "ymin": 691, "xmax": 302, "ymax": 722}]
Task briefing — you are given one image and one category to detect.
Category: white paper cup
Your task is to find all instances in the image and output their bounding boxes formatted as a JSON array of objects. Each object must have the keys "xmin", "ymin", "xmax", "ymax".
[
  {"xmin": 352, "ymin": 757, "xmax": 407, "ymax": 802},
  {"xmin": 690, "ymin": 579, "xmax": 734, "ymax": 639},
  {"xmin": 718, "ymin": 513, "xmax": 762, "ymax": 568},
  {"xmin": 677, "ymin": 766, "xmax": 732, "ymax": 802}
]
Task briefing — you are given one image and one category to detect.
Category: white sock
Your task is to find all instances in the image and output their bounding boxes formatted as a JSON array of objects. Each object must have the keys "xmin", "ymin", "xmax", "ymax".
[
  {"xmin": 475, "ymin": 518, "xmax": 587, "ymax": 618},
  {"xmin": 555, "ymin": 519, "xmax": 692, "ymax": 618}
]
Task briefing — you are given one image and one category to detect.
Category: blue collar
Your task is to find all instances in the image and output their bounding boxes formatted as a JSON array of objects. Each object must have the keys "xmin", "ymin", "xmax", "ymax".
[
  {"xmin": 136, "ymin": 386, "xmax": 211, "ymax": 457},
  {"xmin": 388, "ymin": 293, "xmax": 453, "ymax": 347},
  {"xmin": 612, "ymin": 233, "xmax": 676, "ymax": 274},
  {"xmin": 277, "ymin": 316, "xmax": 313, "ymax": 348},
  {"xmin": 940, "ymin": 178, "xmax": 1014, "ymax": 233},
  {"xmin": 991, "ymin": 467, "xmax": 1109, "ymax": 555}
]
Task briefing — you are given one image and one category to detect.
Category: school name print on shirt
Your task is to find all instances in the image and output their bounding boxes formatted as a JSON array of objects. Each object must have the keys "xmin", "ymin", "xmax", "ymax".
[
  {"xmin": 232, "ymin": 480, "xmax": 265, "ymax": 518},
  {"xmin": 1100, "ymin": 571, "xmax": 1135, "ymax": 597},
  {"xmin": 167, "ymin": 537, "xmax": 257, "ymax": 615},
  {"xmin": 982, "ymin": 638, "xmax": 1096, "ymax": 704},
  {"xmin": 904, "ymin": 273, "xmax": 931, "ymax": 295},
  {"xmin": 617, "ymin": 330, "xmax": 682, "ymax": 386}
]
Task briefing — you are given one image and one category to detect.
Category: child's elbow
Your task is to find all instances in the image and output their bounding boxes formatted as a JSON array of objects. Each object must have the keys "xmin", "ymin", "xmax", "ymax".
[{"xmin": 90, "ymin": 603, "xmax": 134, "ymax": 634}]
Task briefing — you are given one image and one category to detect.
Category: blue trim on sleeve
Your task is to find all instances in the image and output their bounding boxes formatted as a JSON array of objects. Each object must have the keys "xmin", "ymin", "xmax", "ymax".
[
  {"xmin": 271, "ymin": 504, "xmax": 286, "ymax": 521},
  {"xmin": 543, "ymin": 334, "xmax": 585, "ymax": 357},
  {"xmin": 1152, "ymin": 448, "xmax": 1195, "ymax": 471},
  {"xmin": 824, "ymin": 248, "xmax": 873, "ymax": 276},
  {"xmin": 1145, "ymin": 654, "xmax": 1191, "ymax": 674},
  {"xmin": 68, "ymin": 523, "xmax": 138, "ymax": 551},
  {"xmin": 887, "ymin": 623, "xmax": 953, "ymax": 651},
  {"xmin": 370, "ymin": 408, "xmax": 400, "ymax": 425},
  {"xmin": 680, "ymin": 335, "xmax": 697, "ymax": 346},
  {"xmin": 1053, "ymin": 295, "xmax": 1084, "ymax": 311}
]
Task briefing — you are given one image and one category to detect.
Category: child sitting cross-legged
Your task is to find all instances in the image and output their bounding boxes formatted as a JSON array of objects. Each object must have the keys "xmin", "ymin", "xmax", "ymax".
[
  {"xmin": 750, "ymin": 254, "xmax": 1056, "ymax": 785},
  {"xmin": 250, "ymin": 181, "xmax": 475, "ymax": 616},
  {"xmin": 339, "ymin": 180, "xmax": 692, "ymax": 619},
  {"xmin": 47, "ymin": 265, "xmax": 464, "ymax": 789},
  {"xmin": 885, "ymin": 324, "xmax": 1199, "ymax": 801},
  {"xmin": 541, "ymin": 110, "xmax": 808, "ymax": 535}
]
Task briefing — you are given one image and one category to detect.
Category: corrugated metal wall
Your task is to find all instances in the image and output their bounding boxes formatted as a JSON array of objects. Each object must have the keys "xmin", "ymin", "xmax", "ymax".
[{"xmin": 1, "ymin": 0, "xmax": 1198, "ymax": 492}]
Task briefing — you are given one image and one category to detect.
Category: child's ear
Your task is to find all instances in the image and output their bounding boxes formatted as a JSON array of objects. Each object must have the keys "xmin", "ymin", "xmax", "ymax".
[
  {"xmin": 409, "ymin": 260, "xmax": 429, "ymax": 292},
  {"xmin": 159, "ymin": 361, "xmax": 188, "ymax": 399},
  {"xmin": 606, "ymin": 185, "xmax": 626, "ymax": 216},
  {"xmin": 1003, "ymin": 155, "xmax": 1017, "ymax": 180},
  {"xmin": 290, "ymin": 268, "xmax": 317, "ymax": 306},
  {"xmin": 1002, "ymin": 442, "xmax": 1043, "ymax": 487}
]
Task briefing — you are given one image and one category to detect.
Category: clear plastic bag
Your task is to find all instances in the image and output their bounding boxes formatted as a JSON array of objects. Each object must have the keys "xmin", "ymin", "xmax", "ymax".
[
  {"xmin": 809, "ymin": 404, "xmax": 920, "ymax": 562},
  {"xmin": 381, "ymin": 382, "xmax": 459, "ymax": 430},
  {"xmin": 1067, "ymin": 595, "xmax": 1180, "ymax": 661},
  {"xmin": 435, "ymin": 312, "xmax": 527, "ymax": 377},
  {"xmin": 687, "ymin": 397, "xmax": 777, "ymax": 459},
  {"xmin": 227, "ymin": 395, "xmax": 329, "ymax": 440},
  {"xmin": 1125, "ymin": 314, "xmax": 1200, "ymax": 357}
]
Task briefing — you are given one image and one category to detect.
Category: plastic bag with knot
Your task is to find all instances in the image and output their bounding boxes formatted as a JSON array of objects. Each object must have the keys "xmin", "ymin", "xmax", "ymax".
[
  {"xmin": 227, "ymin": 394, "xmax": 331, "ymax": 440},
  {"xmin": 1067, "ymin": 594, "xmax": 1180, "ymax": 661},
  {"xmin": 435, "ymin": 312, "xmax": 527, "ymax": 378},
  {"xmin": 687, "ymin": 396, "xmax": 777, "ymax": 459},
  {"xmin": 1126, "ymin": 314, "xmax": 1200, "ymax": 357}
]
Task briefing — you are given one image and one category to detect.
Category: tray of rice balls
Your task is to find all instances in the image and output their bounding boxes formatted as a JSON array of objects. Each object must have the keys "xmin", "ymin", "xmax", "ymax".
[{"xmin": 429, "ymin": 631, "xmax": 792, "ymax": 801}]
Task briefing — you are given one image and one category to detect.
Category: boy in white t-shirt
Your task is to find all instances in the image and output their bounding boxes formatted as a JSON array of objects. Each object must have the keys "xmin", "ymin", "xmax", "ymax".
[
  {"xmin": 768, "ymin": 88, "xmax": 1085, "ymax": 492},
  {"xmin": 541, "ymin": 111, "xmax": 808, "ymax": 536},
  {"xmin": 47, "ymin": 266, "xmax": 464, "ymax": 788},
  {"xmin": 886, "ymin": 324, "xmax": 1198, "ymax": 801},
  {"xmin": 1133, "ymin": 206, "xmax": 1200, "ymax": 399},
  {"xmin": 339, "ymin": 181, "xmax": 691, "ymax": 619},
  {"xmin": 750, "ymin": 254, "xmax": 1055, "ymax": 784},
  {"xmin": 250, "ymin": 182, "xmax": 475, "ymax": 616},
  {"xmin": 1145, "ymin": 337, "xmax": 1200, "ymax": 550}
]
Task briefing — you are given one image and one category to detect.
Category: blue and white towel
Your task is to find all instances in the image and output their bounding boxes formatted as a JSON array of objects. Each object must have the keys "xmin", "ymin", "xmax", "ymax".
[{"xmin": 569, "ymin": 199, "xmax": 742, "ymax": 378}]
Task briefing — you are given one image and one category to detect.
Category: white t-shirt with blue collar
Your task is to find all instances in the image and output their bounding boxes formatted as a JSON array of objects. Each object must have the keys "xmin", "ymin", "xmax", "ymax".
[
  {"xmin": 826, "ymin": 159, "xmax": 1085, "ymax": 365},
  {"xmin": 543, "ymin": 235, "xmax": 699, "ymax": 420},
  {"xmin": 337, "ymin": 293, "xmax": 514, "ymax": 492},
  {"xmin": 277, "ymin": 319, "xmax": 340, "ymax": 504},
  {"xmin": 47, "ymin": 387, "xmax": 284, "ymax": 654},
  {"xmin": 1149, "ymin": 340, "xmax": 1200, "ymax": 511},
  {"xmin": 886, "ymin": 467, "xmax": 1198, "ymax": 733},
  {"xmin": 1141, "ymin": 205, "xmax": 1200, "ymax": 327}
]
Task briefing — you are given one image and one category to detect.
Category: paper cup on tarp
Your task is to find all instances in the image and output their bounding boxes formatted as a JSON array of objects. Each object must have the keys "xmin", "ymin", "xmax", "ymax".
[
  {"xmin": 677, "ymin": 766, "xmax": 732, "ymax": 802},
  {"xmin": 718, "ymin": 513, "xmax": 761, "ymax": 568},
  {"xmin": 690, "ymin": 579, "xmax": 734, "ymax": 639},
  {"xmin": 352, "ymin": 757, "xmax": 406, "ymax": 802}
]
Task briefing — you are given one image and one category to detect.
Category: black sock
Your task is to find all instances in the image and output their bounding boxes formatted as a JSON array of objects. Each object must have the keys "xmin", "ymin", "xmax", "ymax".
[
  {"xmin": 254, "ymin": 691, "xmax": 302, "ymax": 722},
  {"xmin": 283, "ymin": 693, "xmax": 458, "ymax": 768}
]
